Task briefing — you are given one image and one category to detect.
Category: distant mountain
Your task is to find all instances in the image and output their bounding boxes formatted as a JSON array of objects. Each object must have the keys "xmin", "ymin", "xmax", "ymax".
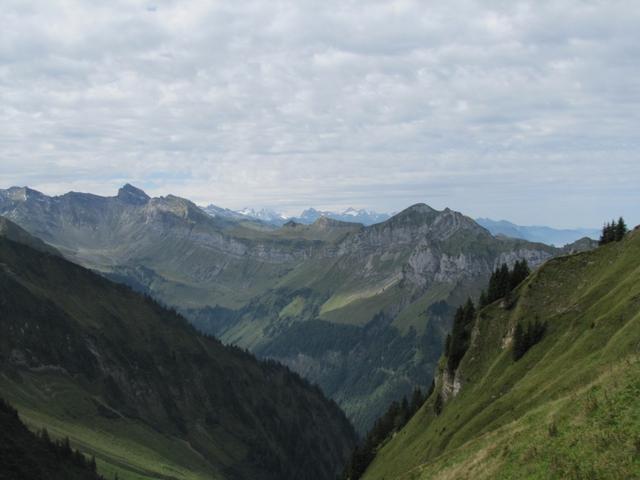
[
  {"xmin": 361, "ymin": 228, "xmax": 640, "ymax": 480},
  {"xmin": 0, "ymin": 185, "xmax": 563, "ymax": 432},
  {"xmin": 0, "ymin": 220, "xmax": 356, "ymax": 480},
  {"xmin": 293, "ymin": 207, "xmax": 391, "ymax": 226},
  {"xmin": 476, "ymin": 217, "xmax": 599, "ymax": 246},
  {"xmin": 237, "ymin": 207, "xmax": 288, "ymax": 226},
  {"xmin": 201, "ymin": 202, "xmax": 246, "ymax": 220},
  {"xmin": 200, "ymin": 204, "xmax": 390, "ymax": 227}
]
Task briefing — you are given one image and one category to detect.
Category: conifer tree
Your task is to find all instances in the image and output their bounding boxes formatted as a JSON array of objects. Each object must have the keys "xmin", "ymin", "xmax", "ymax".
[
  {"xmin": 513, "ymin": 321, "xmax": 547, "ymax": 360},
  {"xmin": 479, "ymin": 290, "xmax": 488, "ymax": 308},
  {"xmin": 447, "ymin": 299, "xmax": 476, "ymax": 373},
  {"xmin": 615, "ymin": 217, "xmax": 627, "ymax": 241},
  {"xmin": 434, "ymin": 393, "xmax": 444, "ymax": 415},
  {"xmin": 497, "ymin": 263, "xmax": 510, "ymax": 298},
  {"xmin": 600, "ymin": 220, "xmax": 618, "ymax": 245},
  {"xmin": 510, "ymin": 260, "xmax": 530, "ymax": 290},
  {"xmin": 599, "ymin": 222, "xmax": 608, "ymax": 245},
  {"xmin": 410, "ymin": 387, "xmax": 424, "ymax": 413}
]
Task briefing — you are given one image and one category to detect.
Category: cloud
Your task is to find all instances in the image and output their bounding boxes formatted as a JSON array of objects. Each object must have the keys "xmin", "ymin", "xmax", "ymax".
[{"xmin": 0, "ymin": 0, "xmax": 638, "ymax": 227}]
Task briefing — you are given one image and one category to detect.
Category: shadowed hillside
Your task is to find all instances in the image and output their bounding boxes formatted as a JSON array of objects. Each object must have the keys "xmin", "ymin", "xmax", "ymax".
[{"xmin": 0, "ymin": 222, "xmax": 356, "ymax": 480}]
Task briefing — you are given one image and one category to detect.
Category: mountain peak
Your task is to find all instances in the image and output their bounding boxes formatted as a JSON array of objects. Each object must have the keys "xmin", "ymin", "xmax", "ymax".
[
  {"xmin": 117, "ymin": 184, "xmax": 150, "ymax": 205},
  {"xmin": 1, "ymin": 186, "xmax": 45, "ymax": 202},
  {"xmin": 391, "ymin": 203, "xmax": 437, "ymax": 221}
]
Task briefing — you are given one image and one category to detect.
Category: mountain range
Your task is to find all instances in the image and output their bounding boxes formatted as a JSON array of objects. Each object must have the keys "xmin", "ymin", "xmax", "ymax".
[
  {"xmin": 0, "ymin": 185, "xmax": 593, "ymax": 432},
  {"xmin": 199, "ymin": 202, "xmax": 598, "ymax": 247},
  {"xmin": 0, "ymin": 183, "xmax": 635, "ymax": 479},
  {"xmin": 476, "ymin": 218, "xmax": 600, "ymax": 247},
  {"xmin": 0, "ymin": 220, "xmax": 356, "ymax": 480},
  {"xmin": 201, "ymin": 204, "xmax": 391, "ymax": 227}
]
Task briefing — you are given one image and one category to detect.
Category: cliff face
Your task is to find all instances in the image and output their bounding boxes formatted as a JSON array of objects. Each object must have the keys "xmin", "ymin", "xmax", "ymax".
[{"xmin": 0, "ymin": 186, "xmax": 560, "ymax": 432}]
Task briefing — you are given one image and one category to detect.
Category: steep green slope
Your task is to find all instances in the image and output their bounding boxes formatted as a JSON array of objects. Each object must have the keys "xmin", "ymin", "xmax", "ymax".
[
  {"xmin": 0, "ymin": 186, "xmax": 560, "ymax": 431},
  {"xmin": 0, "ymin": 232, "xmax": 356, "ymax": 480},
  {"xmin": 362, "ymin": 229, "xmax": 640, "ymax": 479},
  {"xmin": 0, "ymin": 397, "xmax": 103, "ymax": 480}
]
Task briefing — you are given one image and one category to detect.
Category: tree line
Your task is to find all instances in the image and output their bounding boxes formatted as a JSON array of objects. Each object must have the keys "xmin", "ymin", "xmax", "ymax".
[
  {"xmin": 599, "ymin": 217, "xmax": 627, "ymax": 245},
  {"xmin": 479, "ymin": 259, "xmax": 530, "ymax": 307}
]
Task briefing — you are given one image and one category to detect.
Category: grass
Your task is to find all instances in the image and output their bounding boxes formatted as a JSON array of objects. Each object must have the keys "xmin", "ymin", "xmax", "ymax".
[
  {"xmin": 279, "ymin": 296, "xmax": 306, "ymax": 318},
  {"xmin": 363, "ymin": 231, "xmax": 640, "ymax": 479}
]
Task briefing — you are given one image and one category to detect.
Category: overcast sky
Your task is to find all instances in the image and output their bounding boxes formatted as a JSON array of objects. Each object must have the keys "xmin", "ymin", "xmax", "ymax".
[{"xmin": 1, "ymin": 1, "xmax": 639, "ymax": 227}]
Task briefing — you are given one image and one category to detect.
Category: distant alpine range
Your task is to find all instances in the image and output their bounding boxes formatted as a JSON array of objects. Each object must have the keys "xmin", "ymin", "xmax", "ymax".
[
  {"xmin": 203, "ymin": 203, "xmax": 392, "ymax": 227},
  {"xmin": 202, "ymin": 200, "xmax": 598, "ymax": 246}
]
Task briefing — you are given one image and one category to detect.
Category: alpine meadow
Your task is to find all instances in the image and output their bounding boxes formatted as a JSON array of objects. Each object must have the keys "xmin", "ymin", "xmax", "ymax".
[{"xmin": 1, "ymin": 1, "xmax": 639, "ymax": 480}]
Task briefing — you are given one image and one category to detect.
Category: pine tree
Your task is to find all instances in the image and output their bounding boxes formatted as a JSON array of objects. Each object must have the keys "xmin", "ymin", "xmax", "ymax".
[
  {"xmin": 487, "ymin": 268, "xmax": 500, "ymax": 303},
  {"xmin": 434, "ymin": 393, "xmax": 444, "ymax": 415},
  {"xmin": 510, "ymin": 260, "xmax": 530, "ymax": 290},
  {"xmin": 600, "ymin": 220, "xmax": 619, "ymax": 245},
  {"xmin": 615, "ymin": 217, "xmax": 627, "ymax": 241},
  {"xmin": 444, "ymin": 334, "xmax": 451, "ymax": 356},
  {"xmin": 513, "ymin": 320, "xmax": 547, "ymax": 360},
  {"xmin": 479, "ymin": 290, "xmax": 488, "ymax": 308},
  {"xmin": 397, "ymin": 396, "xmax": 410, "ymax": 427},
  {"xmin": 426, "ymin": 379, "xmax": 435, "ymax": 398},
  {"xmin": 446, "ymin": 299, "xmax": 476, "ymax": 373},
  {"xmin": 410, "ymin": 387, "xmax": 424, "ymax": 413},
  {"xmin": 599, "ymin": 222, "xmax": 608, "ymax": 245},
  {"xmin": 61, "ymin": 436, "xmax": 72, "ymax": 456}
]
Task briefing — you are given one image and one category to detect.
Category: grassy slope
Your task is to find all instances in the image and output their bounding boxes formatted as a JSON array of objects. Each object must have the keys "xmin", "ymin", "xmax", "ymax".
[
  {"xmin": 0, "ymin": 236, "xmax": 356, "ymax": 480},
  {"xmin": 363, "ymin": 230, "xmax": 640, "ymax": 480}
]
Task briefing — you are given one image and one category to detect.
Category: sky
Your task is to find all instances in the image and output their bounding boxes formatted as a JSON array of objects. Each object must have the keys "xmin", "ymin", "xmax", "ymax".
[{"xmin": 1, "ymin": 1, "xmax": 639, "ymax": 228}]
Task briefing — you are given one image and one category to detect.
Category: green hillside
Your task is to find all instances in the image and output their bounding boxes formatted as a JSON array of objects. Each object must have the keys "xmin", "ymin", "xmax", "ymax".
[
  {"xmin": 362, "ymin": 228, "xmax": 640, "ymax": 479},
  {"xmin": 0, "ymin": 230, "xmax": 356, "ymax": 480}
]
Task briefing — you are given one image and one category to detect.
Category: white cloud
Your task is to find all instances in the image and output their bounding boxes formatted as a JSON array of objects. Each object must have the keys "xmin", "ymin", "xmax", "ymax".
[{"xmin": 0, "ymin": 0, "xmax": 639, "ymax": 227}]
